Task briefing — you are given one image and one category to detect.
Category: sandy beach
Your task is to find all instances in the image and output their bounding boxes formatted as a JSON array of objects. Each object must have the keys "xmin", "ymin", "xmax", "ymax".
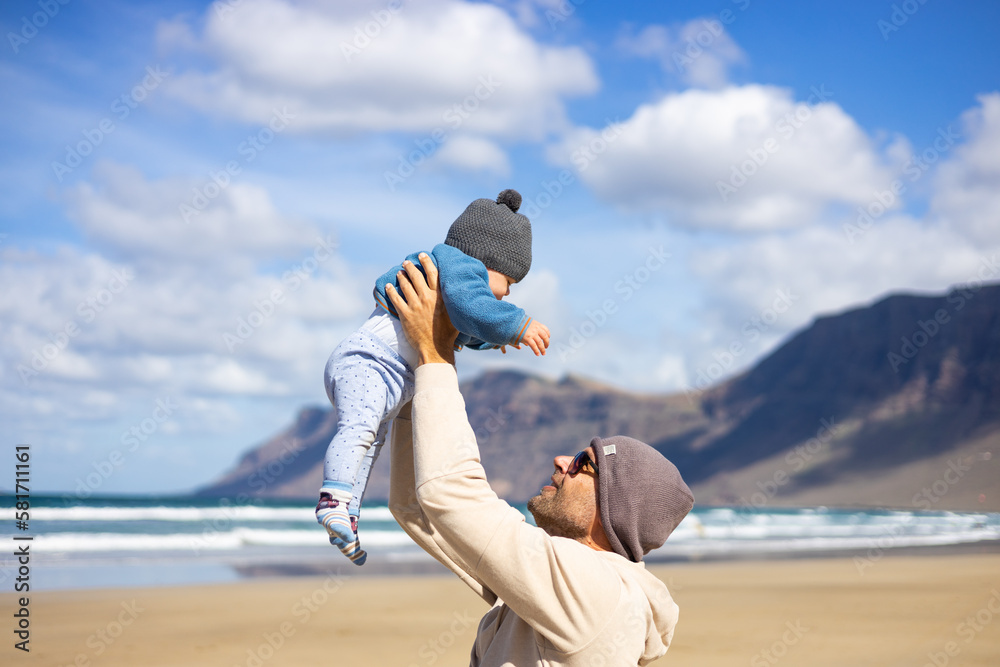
[{"xmin": 6, "ymin": 553, "xmax": 999, "ymax": 666}]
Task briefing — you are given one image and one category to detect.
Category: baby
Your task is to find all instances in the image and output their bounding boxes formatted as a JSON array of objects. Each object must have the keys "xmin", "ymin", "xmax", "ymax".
[{"xmin": 317, "ymin": 189, "xmax": 550, "ymax": 564}]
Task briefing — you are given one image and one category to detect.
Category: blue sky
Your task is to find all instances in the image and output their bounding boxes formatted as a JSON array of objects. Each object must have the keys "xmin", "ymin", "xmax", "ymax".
[{"xmin": 3, "ymin": 0, "xmax": 999, "ymax": 495}]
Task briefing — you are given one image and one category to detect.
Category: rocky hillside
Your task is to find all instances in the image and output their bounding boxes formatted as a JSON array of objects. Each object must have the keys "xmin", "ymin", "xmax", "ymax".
[
  {"xmin": 665, "ymin": 282, "xmax": 1000, "ymax": 510},
  {"xmin": 197, "ymin": 283, "xmax": 1000, "ymax": 511}
]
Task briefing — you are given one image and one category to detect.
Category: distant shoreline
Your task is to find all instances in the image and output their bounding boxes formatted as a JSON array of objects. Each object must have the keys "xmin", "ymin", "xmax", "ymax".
[
  {"xmin": 230, "ymin": 537, "xmax": 1000, "ymax": 580},
  {"xmin": 3, "ymin": 492, "xmax": 996, "ymax": 514}
]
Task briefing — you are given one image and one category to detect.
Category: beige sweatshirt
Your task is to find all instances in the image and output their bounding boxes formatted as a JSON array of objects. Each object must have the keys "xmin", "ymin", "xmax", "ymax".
[{"xmin": 389, "ymin": 364, "xmax": 679, "ymax": 666}]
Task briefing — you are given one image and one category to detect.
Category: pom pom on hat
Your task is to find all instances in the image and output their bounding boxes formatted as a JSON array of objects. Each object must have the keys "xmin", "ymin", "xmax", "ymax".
[{"xmin": 497, "ymin": 188, "xmax": 522, "ymax": 212}]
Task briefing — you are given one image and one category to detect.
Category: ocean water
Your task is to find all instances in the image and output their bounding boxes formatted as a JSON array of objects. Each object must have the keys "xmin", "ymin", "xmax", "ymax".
[{"xmin": 3, "ymin": 495, "xmax": 998, "ymax": 591}]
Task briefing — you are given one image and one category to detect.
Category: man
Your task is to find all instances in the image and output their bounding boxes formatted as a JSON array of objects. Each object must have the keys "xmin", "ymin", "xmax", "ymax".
[{"xmin": 385, "ymin": 254, "xmax": 694, "ymax": 665}]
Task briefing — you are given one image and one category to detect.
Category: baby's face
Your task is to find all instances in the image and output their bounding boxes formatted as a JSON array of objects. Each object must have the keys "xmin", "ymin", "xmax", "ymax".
[{"xmin": 487, "ymin": 269, "xmax": 515, "ymax": 300}]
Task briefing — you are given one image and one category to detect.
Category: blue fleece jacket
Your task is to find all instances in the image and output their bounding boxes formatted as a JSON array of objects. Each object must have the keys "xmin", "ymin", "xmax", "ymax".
[{"xmin": 373, "ymin": 244, "xmax": 532, "ymax": 351}]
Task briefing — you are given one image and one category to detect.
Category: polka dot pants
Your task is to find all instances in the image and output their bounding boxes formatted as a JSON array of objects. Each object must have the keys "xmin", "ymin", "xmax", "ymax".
[{"xmin": 322, "ymin": 328, "xmax": 414, "ymax": 515}]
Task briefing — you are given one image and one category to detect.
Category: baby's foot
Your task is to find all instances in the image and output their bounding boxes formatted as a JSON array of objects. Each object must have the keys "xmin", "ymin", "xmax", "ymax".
[
  {"xmin": 315, "ymin": 493, "xmax": 367, "ymax": 565},
  {"xmin": 336, "ymin": 515, "xmax": 367, "ymax": 565}
]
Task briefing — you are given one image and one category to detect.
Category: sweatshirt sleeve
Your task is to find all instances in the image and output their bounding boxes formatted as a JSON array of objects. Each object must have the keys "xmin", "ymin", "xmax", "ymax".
[
  {"xmin": 387, "ymin": 400, "xmax": 497, "ymax": 604},
  {"xmin": 433, "ymin": 244, "xmax": 532, "ymax": 347},
  {"xmin": 410, "ymin": 364, "xmax": 621, "ymax": 652}
]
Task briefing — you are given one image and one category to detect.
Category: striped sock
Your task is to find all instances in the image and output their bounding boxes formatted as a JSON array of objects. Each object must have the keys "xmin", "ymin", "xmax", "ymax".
[
  {"xmin": 316, "ymin": 493, "xmax": 367, "ymax": 566},
  {"xmin": 333, "ymin": 515, "xmax": 367, "ymax": 565}
]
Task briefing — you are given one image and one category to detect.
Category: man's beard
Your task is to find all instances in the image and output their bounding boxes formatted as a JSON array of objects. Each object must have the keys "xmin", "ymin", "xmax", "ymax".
[{"xmin": 527, "ymin": 487, "xmax": 592, "ymax": 540}]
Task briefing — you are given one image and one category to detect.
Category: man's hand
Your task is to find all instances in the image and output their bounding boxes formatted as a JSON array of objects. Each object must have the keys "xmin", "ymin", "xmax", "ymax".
[{"xmin": 385, "ymin": 253, "xmax": 459, "ymax": 366}]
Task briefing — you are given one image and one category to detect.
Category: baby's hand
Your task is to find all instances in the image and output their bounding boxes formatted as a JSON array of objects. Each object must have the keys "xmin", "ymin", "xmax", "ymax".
[{"xmin": 519, "ymin": 320, "xmax": 551, "ymax": 356}]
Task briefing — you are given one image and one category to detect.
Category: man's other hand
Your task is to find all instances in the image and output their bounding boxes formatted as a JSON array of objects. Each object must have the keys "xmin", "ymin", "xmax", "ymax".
[{"xmin": 385, "ymin": 253, "xmax": 459, "ymax": 366}]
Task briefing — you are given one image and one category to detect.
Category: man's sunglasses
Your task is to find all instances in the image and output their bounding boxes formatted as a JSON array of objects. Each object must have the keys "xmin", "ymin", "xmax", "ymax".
[{"xmin": 567, "ymin": 449, "xmax": 598, "ymax": 476}]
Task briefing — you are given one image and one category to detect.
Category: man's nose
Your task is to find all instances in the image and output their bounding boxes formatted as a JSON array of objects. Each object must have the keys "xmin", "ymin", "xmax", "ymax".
[{"xmin": 553, "ymin": 455, "xmax": 572, "ymax": 472}]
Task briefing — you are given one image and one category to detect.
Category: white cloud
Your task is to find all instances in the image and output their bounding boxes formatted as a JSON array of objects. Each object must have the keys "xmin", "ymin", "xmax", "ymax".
[
  {"xmin": 66, "ymin": 161, "xmax": 318, "ymax": 269},
  {"xmin": 203, "ymin": 358, "xmax": 284, "ymax": 395},
  {"xmin": 1, "ymin": 247, "xmax": 364, "ymax": 402},
  {"xmin": 1, "ymin": 206, "xmax": 373, "ymax": 490},
  {"xmin": 930, "ymin": 93, "xmax": 1000, "ymax": 246},
  {"xmin": 683, "ymin": 214, "xmax": 998, "ymax": 385},
  {"xmin": 618, "ymin": 19, "xmax": 746, "ymax": 88},
  {"xmin": 553, "ymin": 85, "xmax": 898, "ymax": 231},
  {"xmin": 434, "ymin": 135, "xmax": 511, "ymax": 175},
  {"xmin": 611, "ymin": 93, "xmax": 1000, "ymax": 389},
  {"xmin": 491, "ymin": 0, "xmax": 582, "ymax": 30},
  {"xmin": 1, "ymin": 164, "xmax": 372, "ymax": 434},
  {"xmin": 159, "ymin": 0, "xmax": 598, "ymax": 139}
]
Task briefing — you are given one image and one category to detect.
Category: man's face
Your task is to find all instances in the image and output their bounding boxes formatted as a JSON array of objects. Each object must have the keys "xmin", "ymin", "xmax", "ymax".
[{"xmin": 527, "ymin": 445, "xmax": 599, "ymax": 540}]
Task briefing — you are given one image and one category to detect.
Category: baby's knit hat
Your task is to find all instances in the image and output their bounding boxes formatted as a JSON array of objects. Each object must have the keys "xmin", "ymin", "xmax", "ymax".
[
  {"xmin": 591, "ymin": 436, "xmax": 694, "ymax": 563},
  {"xmin": 444, "ymin": 189, "xmax": 532, "ymax": 283}
]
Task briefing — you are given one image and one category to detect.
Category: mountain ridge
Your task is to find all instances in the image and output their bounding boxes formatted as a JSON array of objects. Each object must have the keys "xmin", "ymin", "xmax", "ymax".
[{"xmin": 197, "ymin": 283, "xmax": 1000, "ymax": 511}]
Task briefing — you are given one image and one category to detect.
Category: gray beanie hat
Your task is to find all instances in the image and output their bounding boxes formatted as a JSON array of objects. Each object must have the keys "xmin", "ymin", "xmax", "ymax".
[
  {"xmin": 591, "ymin": 436, "xmax": 694, "ymax": 563},
  {"xmin": 444, "ymin": 189, "xmax": 532, "ymax": 283}
]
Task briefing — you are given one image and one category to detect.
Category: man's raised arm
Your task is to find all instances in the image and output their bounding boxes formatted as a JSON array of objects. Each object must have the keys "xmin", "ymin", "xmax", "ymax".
[{"xmin": 385, "ymin": 254, "xmax": 620, "ymax": 652}]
